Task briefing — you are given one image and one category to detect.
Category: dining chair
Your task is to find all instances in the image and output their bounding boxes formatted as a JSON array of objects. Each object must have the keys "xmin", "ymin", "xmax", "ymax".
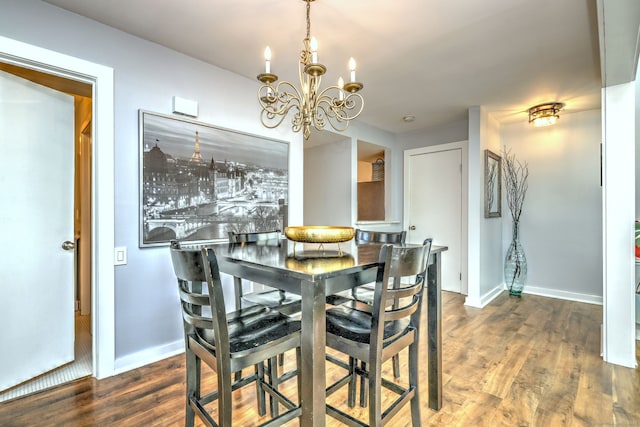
[
  {"xmin": 228, "ymin": 230, "xmax": 302, "ymax": 316},
  {"xmin": 170, "ymin": 240, "xmax": 302, "ymax": 427},
  {"xmin": 324, "ymin": 240, "xmax": 431, "ymax": 427},
  {"xmin": 325, "ymin": 228, "xmax": 408, "ymax": 384}
]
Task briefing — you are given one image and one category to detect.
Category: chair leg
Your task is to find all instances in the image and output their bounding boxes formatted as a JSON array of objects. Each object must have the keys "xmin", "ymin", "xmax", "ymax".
[
  {"xmin": 359, "ymin": 361, "xmax": 368, "ymax": 408},
  {"xmin": 408, "ymin": 342, "xmax": 421, "ymax": 427},
  {"xmin": 367, "ymin": 358, "xmax": 383, "ymax": 427},
  {"xmin": 255, "ymin": 363, "xmax": 267, "ymax": 417},
  {"xmin": 347, "ymin": 357, "xmax": 357, "ymax": 408},
  {"xmin": 268, "ymin": 356, "xmax": 280, "ymax": 417},
  {"xmin": 392, "ymin": 354, "xmax": 401, "ymax": 379},
  {"xmin": 185, "ymin": 347, "xmax": 200, "ymax": 427},
  {"xmin": 295, "ymin": 347, "xmax": 302, "ymax": 406},
  {"xmin": 278, "ymin": 352, "xmax": 284, "ymax": 367},
  {"xmin": 217, "ymin": 369, "xmax": 233, "ymax": 427}
]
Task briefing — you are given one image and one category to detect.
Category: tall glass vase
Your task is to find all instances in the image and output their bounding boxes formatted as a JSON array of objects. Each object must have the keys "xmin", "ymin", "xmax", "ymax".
[{"xmin": 504, "ymin": 220, "xmax": 527, "ymax": 296}]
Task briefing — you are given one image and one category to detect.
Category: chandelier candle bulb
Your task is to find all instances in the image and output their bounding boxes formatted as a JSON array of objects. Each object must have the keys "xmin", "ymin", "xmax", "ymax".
[
  {"xmin": 338, "ymin": 77, "xmax": 344, "ymax": 100},
  {"xmin": 264, "ymin": 46, "xmax": 271, "ymax": 74},
  {"xmin": 349, "ymin": 57, "xmax": 356, "ymax": 82},
  {"xmin": 310, "ymin": 37, "xmax": 318, "ymax": 63}
]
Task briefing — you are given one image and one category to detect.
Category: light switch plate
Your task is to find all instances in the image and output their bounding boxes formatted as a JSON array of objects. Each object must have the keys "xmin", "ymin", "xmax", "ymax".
[{"xmin": 114, "ymin": 246, "xmax": 127, "ymax": 266}]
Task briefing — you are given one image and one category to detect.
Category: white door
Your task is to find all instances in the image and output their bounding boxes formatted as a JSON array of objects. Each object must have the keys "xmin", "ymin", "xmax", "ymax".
[
  {"xmin": 0, "ymin": 70, "xmax": 75, "ymax": 391},
  {"xmin": 405, "ymin": 147, "xmax": 463, "ymax": 293}
]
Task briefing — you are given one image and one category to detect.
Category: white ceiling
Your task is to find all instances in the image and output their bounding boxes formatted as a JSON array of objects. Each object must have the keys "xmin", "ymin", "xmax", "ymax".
[{"xmin": 43, "ymin": 0, "xmax": 602, "ymax": 134}]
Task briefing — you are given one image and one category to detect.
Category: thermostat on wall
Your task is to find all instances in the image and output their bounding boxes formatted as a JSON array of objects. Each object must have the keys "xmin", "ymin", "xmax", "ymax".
[{"xmin": 172, "ymin": 96, "xmax": 198, "ymax": 118}]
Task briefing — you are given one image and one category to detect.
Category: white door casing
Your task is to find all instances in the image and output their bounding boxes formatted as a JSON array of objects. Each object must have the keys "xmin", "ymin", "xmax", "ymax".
[
  {"xmin": 404, "ymin": 142, "xmax": 468, "ymax": 294},
  {"xmin": 0, "ymin": 35, "xmax": 115, "ymax": 380},
  {"xmin": 0, "ymin": 71, "xmax": 75, "ymax": 390}
]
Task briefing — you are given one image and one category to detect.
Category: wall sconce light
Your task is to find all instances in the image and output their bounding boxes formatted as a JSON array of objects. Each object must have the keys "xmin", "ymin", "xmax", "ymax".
[{"xmin": 528, "ymin": 102, "xmax": 564, "ymax": 127}]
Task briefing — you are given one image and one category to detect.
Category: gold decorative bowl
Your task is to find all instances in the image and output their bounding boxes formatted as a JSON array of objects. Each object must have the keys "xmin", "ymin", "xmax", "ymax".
[{"xmin": 284, "ymin": 226, "xmax": 355, "ymax": 244}]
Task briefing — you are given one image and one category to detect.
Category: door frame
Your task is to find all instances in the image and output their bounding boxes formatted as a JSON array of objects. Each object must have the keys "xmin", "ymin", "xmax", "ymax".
[
  {"xmin": 0, "ymin": 36, "xmax": 116, "ymax": 379},
  {"xmin": 404, "ymin": 140, "xmax": 468, "ymax": 295}
]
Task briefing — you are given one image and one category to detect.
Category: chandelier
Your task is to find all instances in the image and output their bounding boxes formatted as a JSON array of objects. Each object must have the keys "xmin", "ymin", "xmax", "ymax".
[{"xmin": 257, "ymin": 0, "xmax": 364, "ymax": 140}]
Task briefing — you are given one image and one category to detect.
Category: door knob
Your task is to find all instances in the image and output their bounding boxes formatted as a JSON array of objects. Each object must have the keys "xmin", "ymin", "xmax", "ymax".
[
  {"xmin": 61, "ymin": 240, "xmax": 75, "ymax": 251},
  {"xmin": 409, "ymin": 225, "xmax": 416, "ymax": 230}
]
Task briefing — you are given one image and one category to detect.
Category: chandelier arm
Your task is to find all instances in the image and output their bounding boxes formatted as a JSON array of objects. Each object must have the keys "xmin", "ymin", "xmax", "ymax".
[
  {"xmin": 258, "ymin": 80, "xmax": 306, "ymax": 132},
  {"xmin": 315, "ymin": 86, "xmax": 364, "ymax": 120},
  {"xmin": 312, "ymin": 89, "xmax": 364, "ymax": 133},
  {"xmin": 260, "ymin": 102, "xmax": 301, "ymax": 130}
]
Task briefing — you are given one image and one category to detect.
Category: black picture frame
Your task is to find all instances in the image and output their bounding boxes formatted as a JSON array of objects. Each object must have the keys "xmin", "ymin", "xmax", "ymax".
[
  {"xmin": 484, "ymin": 149, "xmax": 502, "ymax": 218},
  {"xmin": 139, "ymin": 110, "xmax": 289, "ymax": 247}
]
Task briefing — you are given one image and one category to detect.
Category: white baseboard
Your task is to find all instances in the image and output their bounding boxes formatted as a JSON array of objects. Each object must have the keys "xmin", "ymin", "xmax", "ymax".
[
  {"xmin": 114, "ymin": 339, "xmax": 184, "ymax": 375},
  {"xmin": 466, "ymin": 284, "xmax": 603, "ymax": 309},
  {"xmin": 522, "ymin": 285, "xmax": 603, "ymax": 305},
  {"xmin": 465, "ymin": 284, "xmax": 504, "ymax": 308}
]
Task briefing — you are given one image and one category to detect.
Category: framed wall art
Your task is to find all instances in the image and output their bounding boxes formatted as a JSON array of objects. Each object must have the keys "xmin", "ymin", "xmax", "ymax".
[
  {"xmin": 484, "ymin": 149, "xmax": 502, "ymax": 218},
  {"xmin": 139, "ymin": 110, "xmax": 289, "ymax": 247}
]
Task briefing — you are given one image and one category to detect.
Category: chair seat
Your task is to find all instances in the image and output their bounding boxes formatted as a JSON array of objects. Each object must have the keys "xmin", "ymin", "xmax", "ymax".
[
  {"xmin": 197, "ymin": 304, "xmax": 301, "ymax": 355},
  {"xmin": 326, "ymin": 305, "xmax": 409, "ymax": 344}
]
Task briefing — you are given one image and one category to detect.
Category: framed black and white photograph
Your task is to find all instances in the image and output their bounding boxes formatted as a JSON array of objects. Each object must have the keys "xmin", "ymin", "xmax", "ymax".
[
  {"xmin": 139, "ymin": 110, "xmax": 289, "ymax": 247},
  {"xmin": 484, "ymin": 149, "xmax": 502, "ymax": 218}
]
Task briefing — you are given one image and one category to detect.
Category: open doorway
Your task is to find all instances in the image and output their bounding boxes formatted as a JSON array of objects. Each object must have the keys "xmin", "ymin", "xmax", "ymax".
[
  {"xmin": 0, "ymin": 62, "xmax": 93, "ymax": 401},
  {"xmin": 357, "ymin": 141, "xmax": 387, "ymax": 222}
]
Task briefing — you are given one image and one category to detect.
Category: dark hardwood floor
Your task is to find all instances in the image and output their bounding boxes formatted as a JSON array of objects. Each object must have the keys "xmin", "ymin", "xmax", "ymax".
[{"xmin": 1, "ymin": 291, "xmax": 638, "ymax": 426}]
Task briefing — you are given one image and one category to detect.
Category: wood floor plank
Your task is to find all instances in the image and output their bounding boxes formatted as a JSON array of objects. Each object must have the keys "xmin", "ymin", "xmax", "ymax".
[
  {"xmin": 0, "ymin": 292, "xmax": 638, "ymax": 427},
  {"xmin": 612, "ymin": 358, "xmax": 640, "ymax": 426}
]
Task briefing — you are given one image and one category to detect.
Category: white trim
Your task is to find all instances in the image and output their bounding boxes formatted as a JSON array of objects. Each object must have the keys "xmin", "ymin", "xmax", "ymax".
[
  {"xmin": 114, "ymin": 340, "xmax": 184, "ymax": 375},
  {"xmin": 0, "ymin": 36, "xmax": 116, "ymax": 379},
  {"xmin": 602, "ymin": 82, "xmax": 637, "ymax": 368},
  {"xmin": 522, "ymin": 286, "xmax": 603, "ymax": 305},
  {"xmin": 467, "ymin": 285, "xmax": 604, "ymax": 309},
  {"xmin": 465, "ymin": 284, "xmax": 503, "ymax": 308}
]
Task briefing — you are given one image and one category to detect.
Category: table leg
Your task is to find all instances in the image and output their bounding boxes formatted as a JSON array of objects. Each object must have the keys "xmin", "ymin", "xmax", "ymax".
[
  {"xmin": 233, "ymin": 276, "xmax": 242, "ymax": 311},
  {"xmin": 427, "ymin": 252, "xmax": 443, "ymax": 410},
  {"xmin": 300, "ymin": 279, "xmax": 327, "ymax": 426}
]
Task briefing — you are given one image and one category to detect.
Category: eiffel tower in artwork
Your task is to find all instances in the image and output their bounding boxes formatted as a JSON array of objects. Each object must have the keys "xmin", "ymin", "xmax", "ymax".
[{"xmin": 191, "ymin": 130, "xmax": 203, "ymax": 163}]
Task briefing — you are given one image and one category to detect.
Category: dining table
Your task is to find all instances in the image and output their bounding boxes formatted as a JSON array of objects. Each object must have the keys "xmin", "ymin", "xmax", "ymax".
[{"xmin": 212, "ymin": 238, "xmax": 447, "ymax": 426}]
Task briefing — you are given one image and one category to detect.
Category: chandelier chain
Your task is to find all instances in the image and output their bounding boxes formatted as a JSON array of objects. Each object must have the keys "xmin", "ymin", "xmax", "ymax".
[{"xmin": 306, "ymin": 1, "xmax": 311, "ymax": 41}]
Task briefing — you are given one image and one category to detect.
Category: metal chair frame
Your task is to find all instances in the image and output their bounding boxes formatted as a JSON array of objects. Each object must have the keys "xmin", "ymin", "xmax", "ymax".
[
  {"xmin": 324, "ymin": 240, "xmax": 432, "ymax": 427},
  {"xmin": 326, "ymin": 228, "xmax": 408, "ymax": 389},
  {"xmin": 170, "ymin": 241, "xmax": 302, "ymax": 427},
  {"xmin": 228, "ymin": 230, "xmax": 301, "ymax": 316}
]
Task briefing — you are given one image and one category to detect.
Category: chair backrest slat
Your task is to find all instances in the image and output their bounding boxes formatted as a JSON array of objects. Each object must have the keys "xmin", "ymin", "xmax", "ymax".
[{"xmin": 355, "ymin": 229, "xmax": 406, "ymax": 245}]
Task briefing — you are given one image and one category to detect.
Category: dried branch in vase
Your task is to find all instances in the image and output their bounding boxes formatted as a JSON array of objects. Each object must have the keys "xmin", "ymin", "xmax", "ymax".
[{"xmin": 502, "ymin": 148, "xmax": 529, "ymax": 222}]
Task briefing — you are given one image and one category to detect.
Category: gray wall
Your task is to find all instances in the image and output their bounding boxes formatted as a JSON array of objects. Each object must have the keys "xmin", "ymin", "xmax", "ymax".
[
  {"xmin": 304, "ymin": 139, "xmax": 353, "ymax": 226},
  {"xmin": 0, "ymin": 0, "xmax": 303, "ymax": 362},
  {"xmin": 501, "ymin": 109, "xmax": 603, "ymax": 300}
]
